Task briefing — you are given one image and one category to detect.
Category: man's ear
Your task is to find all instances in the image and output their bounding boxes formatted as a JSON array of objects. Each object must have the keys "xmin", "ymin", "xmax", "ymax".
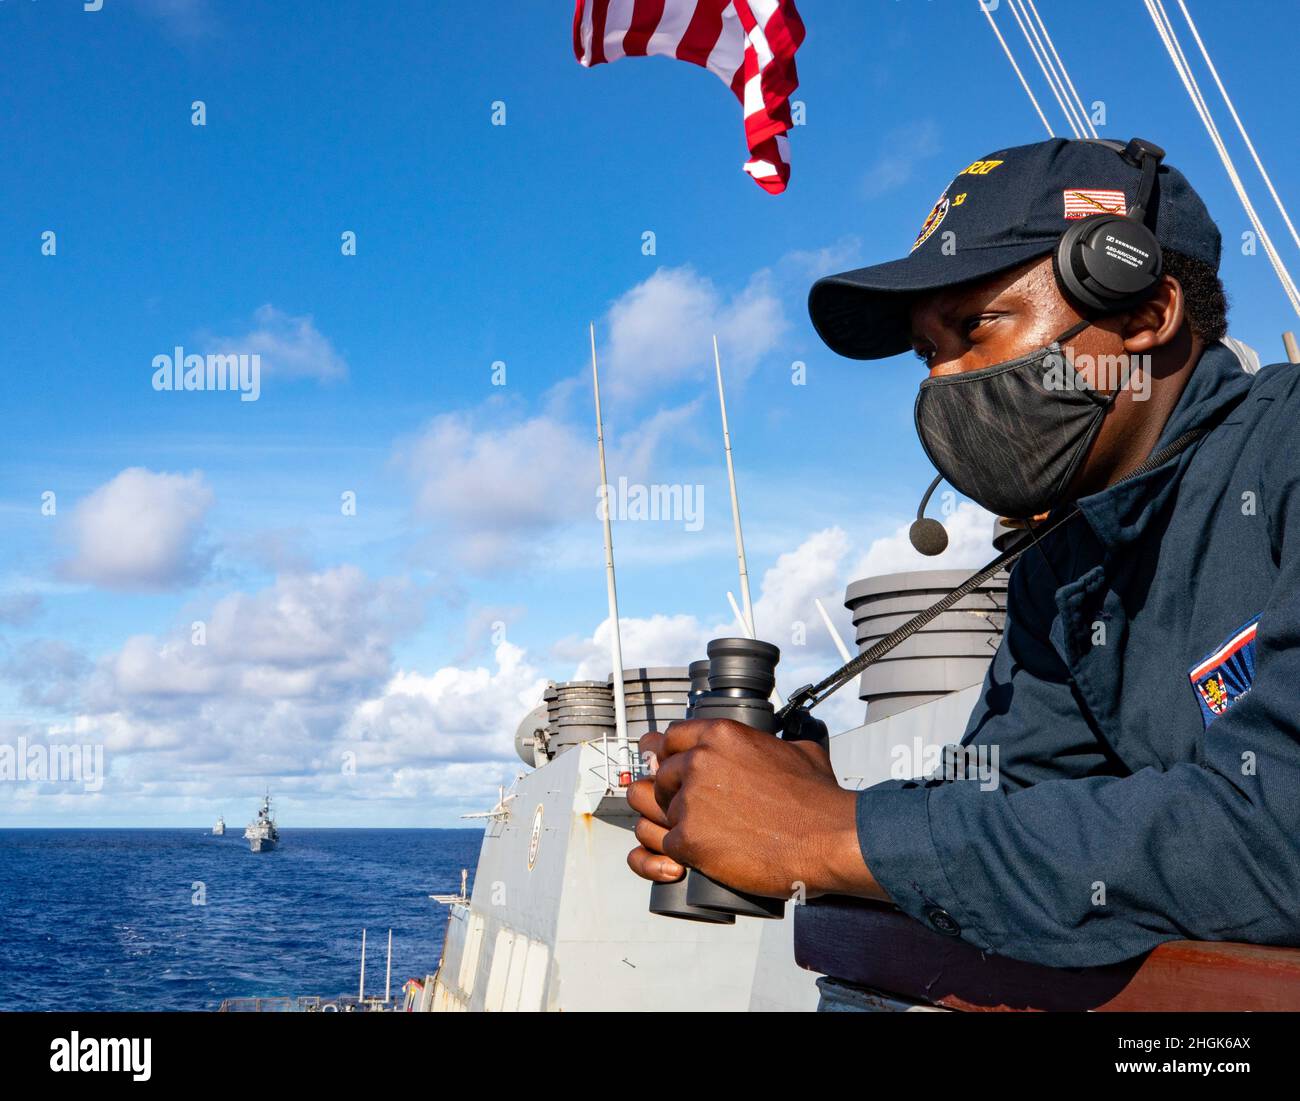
[{"xmin": 1121, "ymin": 274, "xmax": 1185, "ymax": 354}]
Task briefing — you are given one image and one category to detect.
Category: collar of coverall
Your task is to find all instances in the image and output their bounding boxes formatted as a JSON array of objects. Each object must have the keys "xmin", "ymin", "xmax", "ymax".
[{"xmin": 1056, "ymin": 341, "xmax": 1256, "ymax": 550}]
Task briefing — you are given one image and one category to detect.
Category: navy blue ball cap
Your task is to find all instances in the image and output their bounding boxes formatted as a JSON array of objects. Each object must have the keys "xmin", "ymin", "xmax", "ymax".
[{"xmin": 808, "ymin": 136, "xmax": 1221, "ymax": 361}]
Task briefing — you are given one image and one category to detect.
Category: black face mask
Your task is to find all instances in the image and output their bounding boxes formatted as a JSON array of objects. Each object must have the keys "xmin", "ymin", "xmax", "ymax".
[{"xmin": 914, "ymin": 319, "xmax": 1118, "ymax": 519}]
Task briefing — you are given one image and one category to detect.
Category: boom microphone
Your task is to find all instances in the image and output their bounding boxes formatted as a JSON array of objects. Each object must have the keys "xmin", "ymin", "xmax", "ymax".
[{"xmin": 909, "ymin": 473, "xmax": 949, "ymax": 556}]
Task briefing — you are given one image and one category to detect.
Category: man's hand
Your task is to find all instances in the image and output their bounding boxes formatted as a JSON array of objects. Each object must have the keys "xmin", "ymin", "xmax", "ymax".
[{"xmin": 626, "ymin": 719, "xmax": 886, "ymax": 902}]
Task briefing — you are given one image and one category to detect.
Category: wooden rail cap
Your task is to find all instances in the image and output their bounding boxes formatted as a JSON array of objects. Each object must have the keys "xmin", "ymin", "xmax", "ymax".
[{"xmin": 794, "ymin": 896, "xmax": 1300, "ymax": 1011}]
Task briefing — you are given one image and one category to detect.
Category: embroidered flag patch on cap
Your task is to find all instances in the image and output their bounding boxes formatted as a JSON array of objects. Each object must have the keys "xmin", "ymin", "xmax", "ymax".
[
  {"xmin": 1063, "ymin": 188, "xmax": 1128, "ymax": 219},
  {"xmin": 1188, "ymin": 613, "xmax": 1261, "ymax": 728}
]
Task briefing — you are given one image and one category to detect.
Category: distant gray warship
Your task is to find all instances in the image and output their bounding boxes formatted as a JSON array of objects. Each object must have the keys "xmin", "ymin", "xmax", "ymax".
[
  {"xmin": 244, "ymin": 795, "xmax": 279, "ymax": 853},
  {"xmin": 212, "ymin": 815, "xmax": 225, "ymax": 836}
]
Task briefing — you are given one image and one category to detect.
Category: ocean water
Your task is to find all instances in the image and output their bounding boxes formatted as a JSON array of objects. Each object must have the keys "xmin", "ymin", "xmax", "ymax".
[{"xmin": 0, "ymin": 828, "xmax": 483, "ymax": 1012}]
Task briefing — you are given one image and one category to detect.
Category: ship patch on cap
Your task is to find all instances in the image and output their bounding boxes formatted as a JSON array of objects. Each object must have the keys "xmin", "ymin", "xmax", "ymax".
[
  {"xmin": 1063, "ymin": 188, "xmax": 1127, "ymax": 220},
  {"xmin": 911, "ymin": 190, "xmax": 951, "ymax": 253}
]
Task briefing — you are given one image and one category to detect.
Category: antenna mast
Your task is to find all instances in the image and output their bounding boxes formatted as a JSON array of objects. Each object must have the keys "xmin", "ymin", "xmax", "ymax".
[
  {"xmin": 385, "ymin": 928, "xmax": 393, "ymax": 1005},
  {"xmin": 714, "ymin": 343, "xmax": 785, "ymax": 708},
  {"xmin": 590, "ymin": 323, "xmax": 631, "ymax": 786},
  {"xmin": 1284, "ymin": 331, "xmax": 1300, "ymax": 364},
  {"xmin": 814, "ymin": 597, "xmax": 854, "ymax": 663},
  {"xmin": 714, "ymin": 335, "xmax": 756, "ymax": 639},
  {"xmin": 358, "ymin": 928, "xmax": 366, "ymax": 1003}
]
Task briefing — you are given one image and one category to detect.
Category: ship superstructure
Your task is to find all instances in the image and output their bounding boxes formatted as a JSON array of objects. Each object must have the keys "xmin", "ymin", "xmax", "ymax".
[
  {"xmin": 244, "ymin": 794, "xmax": 279, "ymax": 853},
  {"xmin": 418, "ymin": 565, "xmax": 1008, "ymax": 1011}
]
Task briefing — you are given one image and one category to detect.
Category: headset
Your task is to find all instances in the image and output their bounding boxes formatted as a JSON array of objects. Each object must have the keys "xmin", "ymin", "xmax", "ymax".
[{"xmin": 1053, "ymin": 136, "xmax": 1166, "ymax": 313}]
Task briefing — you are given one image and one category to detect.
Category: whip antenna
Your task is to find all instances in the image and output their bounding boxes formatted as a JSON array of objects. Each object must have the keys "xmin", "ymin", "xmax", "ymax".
[
  {"xmin": 590, "ymin": 323, "xmax": 631, "ymax": 786},
  {"xmin": 814, "ymin": 597, "xmax": 853, "ymax": 663},
  {"xmin": 714, "ymin": 337, "xmax": 785, "ymax": 708},
  {"xmin": 714, "ymin": 335, "xmax": 755, "ymax": 639}
]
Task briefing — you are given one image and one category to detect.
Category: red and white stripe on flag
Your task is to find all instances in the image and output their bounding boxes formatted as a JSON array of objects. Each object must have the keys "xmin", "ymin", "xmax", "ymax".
[
  {"xmin": 572, "ymin": 0, "xmax": 805, "ymax": 194},
  {"xmin": 1063, "ymin": 188, "xmax": 1128, "ymax": 220}
]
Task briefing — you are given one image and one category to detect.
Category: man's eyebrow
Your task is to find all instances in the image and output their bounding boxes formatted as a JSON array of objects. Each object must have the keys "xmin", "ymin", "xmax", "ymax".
[
  {"xmin": 909, "ymin": 290, "xmax": 1014, "ymax": 345},
  {"xmin": 908, "ymin": 296, "xmax": 962, "ymax": 344}
]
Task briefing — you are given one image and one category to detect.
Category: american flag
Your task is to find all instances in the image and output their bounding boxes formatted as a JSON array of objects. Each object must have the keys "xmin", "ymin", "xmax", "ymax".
[
  {"xmin": 1063, "ymin": 188, "xmax": 1128, "ymax": 220},
  {"xmin": 573, "ymin": 0, "xmax": 805, "ymax": 194}
]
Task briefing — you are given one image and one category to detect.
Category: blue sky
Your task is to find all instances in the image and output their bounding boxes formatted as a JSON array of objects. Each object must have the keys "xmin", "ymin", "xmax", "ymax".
[{"xmin": 2, "ymin": 0, "xmax": 1298, "ymax": 825}]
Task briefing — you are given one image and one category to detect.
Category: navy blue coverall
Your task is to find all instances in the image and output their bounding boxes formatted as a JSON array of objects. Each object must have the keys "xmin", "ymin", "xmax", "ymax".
[{"xmin": 857, "ymin": 341, "xmax": 1300, "ymax": 967}]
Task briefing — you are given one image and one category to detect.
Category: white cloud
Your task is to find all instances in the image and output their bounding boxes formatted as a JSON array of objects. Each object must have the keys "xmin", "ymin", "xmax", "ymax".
[
  {"xmin": 749, "ymin": 527, "xmax": 863, "ymax": 730},
  {"xmin": 392, "ymin": 260, "xmax": 795, "ymax": 571},
  {"xmin": 56, "ymin": 566, "xmax": 424, "ymax": 782},
  {"xmin": 95, "ymin": 566, "xmax": 419, "ymax": 715},
  {"xmin": 217, "ymin": 304, "xmax": 347, "ymax": 382},
  {"xmin": 344, "ymin": 641, "xmax": 549, "ymax": 766},
  {"xmin": 15, "ymin": 492, "xmax": 1003, "ymax": 817},
  {"xmin": 555, "ymin": 613, "xmax": 715, "ymax": 682},
  {"xmin": 396, "ymin": 397, "xmax": 700, "ymax": 570},
  {"xmin": 25, "ymin": 570, "xmax": 540, "ymax": 810},
  {"xmin": 397, "ymin": 410, "xmax": 590, "ymax": 567},
  {"xmin": 610, "ymin": 400, "xmax": 702, "ymax": 485},
  {"xmin": 780, "ymin": 236, "xmax": 864, "ymax": 281},
  {"xmin": 600, "ymin": 266, "xmax": 788, "ymax": 401},
  {"xmin": 2, "ymin": 639, "xmax": 90, "ymax": 709},
  {"xmin": 752, "ymin": 527, "xmax": 853, "ymax": 647},
  {"xmin": 61, "ymin": 468, "xmax": 213, "ymax": 591}
]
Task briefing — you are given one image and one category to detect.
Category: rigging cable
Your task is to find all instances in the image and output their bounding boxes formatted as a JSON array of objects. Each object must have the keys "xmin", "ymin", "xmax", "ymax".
[
  {"xmin": 1023, "ymin": 0, "xmax": 1097, "ymax": 137},
  {"xmin": 1175, "ymin": 0, "xmax": 1300, "ymax": 252},
  {"xmin": 1144, "ymin": 0, "xmax": 1300, "ymax": 316},
  {"xmin": 979, "ymin": 0, "xmax": 1055, "ymax": 137},
  {"xmin": 1008, "ymin": 0, "xmax": 1085, "ymax": 138}
]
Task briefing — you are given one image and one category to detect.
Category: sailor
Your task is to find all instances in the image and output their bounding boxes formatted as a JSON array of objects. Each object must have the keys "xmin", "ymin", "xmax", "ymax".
[{"xmin": 627, "ymin": 136, "xmax": 1300, "ymax": 978}]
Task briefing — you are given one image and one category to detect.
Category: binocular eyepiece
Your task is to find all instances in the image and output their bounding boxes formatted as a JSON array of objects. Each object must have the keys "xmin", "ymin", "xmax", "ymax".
[
  {"xmin": 647, "ymin": 637, "xmax": 787, "ymax": 924},
  {"xmin": 686, "ymin": 658, "xmax": 711, "ymax": 711}
]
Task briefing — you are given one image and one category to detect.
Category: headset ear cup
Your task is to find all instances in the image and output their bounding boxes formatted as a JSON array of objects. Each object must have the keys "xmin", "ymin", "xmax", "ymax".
[
  {"xmin": 1055, "ymin": 215, "xmax": 1163, "ymax": 313},
  {"xmin": 1055, "ymin": 220, "xmax": 1107, "ymax": 312}
]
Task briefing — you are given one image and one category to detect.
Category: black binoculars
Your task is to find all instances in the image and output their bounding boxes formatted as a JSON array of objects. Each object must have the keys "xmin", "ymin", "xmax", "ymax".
[{"xmin": 646, "ymin": 636, "xmax": 825, "ymax": 924}]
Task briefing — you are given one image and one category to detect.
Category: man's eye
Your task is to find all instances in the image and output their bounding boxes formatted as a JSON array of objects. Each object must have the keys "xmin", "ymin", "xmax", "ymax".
[{"xmin": 964, "ymin": 315, "xmax": 994, "ymax": 336}]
